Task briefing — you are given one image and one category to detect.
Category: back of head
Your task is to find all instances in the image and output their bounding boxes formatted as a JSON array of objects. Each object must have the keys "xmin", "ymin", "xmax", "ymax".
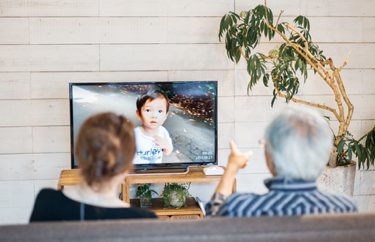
[
  {"xmin": 75, "ymin": 112, "xmax": 136, "ymax": 187},
  {"xmin": 264, "ymin": 107, "xmax": 333, "ymax": 181},
  {"xmin": 136, "ymin": 89, "xmax": 169, "ymax": 115}
]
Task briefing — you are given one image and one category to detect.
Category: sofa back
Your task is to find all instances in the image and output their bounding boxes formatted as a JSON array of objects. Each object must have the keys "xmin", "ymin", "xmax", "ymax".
[{"xmin": 1, "ymin": 213, "xmax": 374, "ymax": 242}]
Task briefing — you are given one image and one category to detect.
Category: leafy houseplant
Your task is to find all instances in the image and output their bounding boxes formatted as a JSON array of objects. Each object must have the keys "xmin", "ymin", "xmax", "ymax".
[
  {"xmin": 333, "ymin": 126, "xmax": 375, "ymax": 169},
  {"xmin": 136, "ymin": 183, "xmax": 158, "ymax": 208},
  {"xmin": 161, "ymin": 183, "xmax": 192, "ymax": 209},
  {"xmin": 218, "ymin": 0, "xmax": 375, "ymax": 169}
]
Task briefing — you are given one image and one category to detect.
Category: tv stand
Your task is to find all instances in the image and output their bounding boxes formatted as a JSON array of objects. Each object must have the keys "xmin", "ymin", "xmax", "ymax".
[
  {"xmin": 57, "ymin": 166, "xmax": 236, "ymax": 218},
  {"xmin": 122, "ymin": 166, "xmax": 235, "ymax": 203},
  {"xmin": 131, "ymin": 166, "xmax": 189, "ymax": 175}
]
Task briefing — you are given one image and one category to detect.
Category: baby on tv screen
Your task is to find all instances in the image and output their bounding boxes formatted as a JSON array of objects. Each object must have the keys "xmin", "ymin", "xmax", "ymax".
[{"xmin": 70, "ymin": 81, "xmax": 218, "ymax": 168}]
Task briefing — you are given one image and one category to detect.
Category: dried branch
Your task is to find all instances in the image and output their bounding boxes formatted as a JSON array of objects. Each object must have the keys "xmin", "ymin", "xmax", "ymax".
[
  {"xmin": 283, "ymin": 23, "xmax": 330, "ymax": 77},
  {"xmin": 323, "ymin": 58, "xmax": 354, "ymax": 141},
  {"xmin": 275, "ymin": 10, "xmax": 284, "ymax": 27},
  {"xmin": 265, "ymin": 0, "xmax": 346, "ymax": 130},
  {"xmin": 284, "ymin": 24, "xmax": 308, "ymax": 52},
  {"xmin": 273, "ymin": 80, "xmax": 341, "ymax": 121},
  {"xmin": 337, "ymin": 50, "xmax": 351, "ymax": 73}
]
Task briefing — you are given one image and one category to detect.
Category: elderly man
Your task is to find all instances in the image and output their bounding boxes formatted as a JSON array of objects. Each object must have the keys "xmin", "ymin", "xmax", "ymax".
[{"xmin": 206, "ymin": 107, "xmax": 357, "ymax": 217}]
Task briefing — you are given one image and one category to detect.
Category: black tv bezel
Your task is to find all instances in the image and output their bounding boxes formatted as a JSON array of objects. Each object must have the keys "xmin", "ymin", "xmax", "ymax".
[{"xmin": 69, "ymin": 81, "xmax": 218, "ymax": 170}]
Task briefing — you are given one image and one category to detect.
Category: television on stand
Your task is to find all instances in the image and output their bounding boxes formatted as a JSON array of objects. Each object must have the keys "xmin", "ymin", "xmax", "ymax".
[{"xmin": 69, "ymin": 81, "xmax": 218, "ymax": 174}]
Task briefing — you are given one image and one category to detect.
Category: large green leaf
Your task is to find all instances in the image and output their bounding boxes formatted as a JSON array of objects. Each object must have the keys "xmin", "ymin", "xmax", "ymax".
[
  {"xmin": 218, "ymin": 15, "xmax": 227, "ymax": 41},
  {"xmin": 247, "ymin": 56, "xmax": 253, "ymax": 75},
  {"xmin": 260, "ymin": 21, "xmax": 265, "ymax": 33},
  {"xmin": 353, "ymin": 141, "xmax": 361, "ymax": 157},
  {"xmin": 271, "ymin": 94, "xmax": 277, "ymax": 107},
  {"xmin": 337, "ymin": 139, "xmax": 345, "ymax": 154},
  {"xmin": 267, "ymin": 8, "xmax": 273, "ymax": 26},
  {"xmin": 145, "ymin": 190, "xmax": 152, "ymax": 200},
  {"xmin": 277, "ymin": 24, "xmax": 285, "ymax": 35},
  {"xmin": 227, "ymin": 14, "xmax": 233, "ymax": 27},
  {"xmin": 250, "ymin": 14, "xmax": 255, "ymax": 28},
  {"xmin": 244, "ymin": 11, "xmax": 251, "ymax": 24},
  {"xmin": 348, "ymin": 145, "xmax": 353, "ymax": 163},
  {"xmin": 229, "ymin": 11, "xmax": 240, "ymax": 20},
  {"xmin": 259, "ymin": 5, "xmax": 265, "ymax": 19},
  {"xmin": 263, "ymin": 74, "xmax": 269, "ymax": 87},
  {"xmin": 136, "ymin": 189, "xmax": 143, "ymax": 197}
]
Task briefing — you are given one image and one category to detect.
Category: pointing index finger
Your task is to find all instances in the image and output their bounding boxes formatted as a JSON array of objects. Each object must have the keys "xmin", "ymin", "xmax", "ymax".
[{"xmin": 229, "ymin": 140, "xmax": 240, "ymax": 154}]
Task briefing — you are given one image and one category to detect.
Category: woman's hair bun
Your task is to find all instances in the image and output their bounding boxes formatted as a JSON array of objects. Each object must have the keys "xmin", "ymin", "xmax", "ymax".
[{"xmin": 75, "ymin": 112, "xmax": 135, "ymax": 187}]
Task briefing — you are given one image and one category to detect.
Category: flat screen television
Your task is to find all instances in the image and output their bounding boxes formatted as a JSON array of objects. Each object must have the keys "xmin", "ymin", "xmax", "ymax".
[{"xmin": 69, "ymin": 81, "xmax": 218, "ymax": 170}]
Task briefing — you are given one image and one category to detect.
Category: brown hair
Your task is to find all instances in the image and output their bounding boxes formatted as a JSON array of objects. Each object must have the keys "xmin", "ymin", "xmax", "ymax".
[
  {"xmin": 136, "ymin": 89, "xmax": 169, "ymax": 116},
  {"xmin": 75, "ymin": 112, "xmax": 135, "ymax": 187}
]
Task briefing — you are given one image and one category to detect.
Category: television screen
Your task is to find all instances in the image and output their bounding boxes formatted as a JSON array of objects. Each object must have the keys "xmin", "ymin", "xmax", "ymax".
[{"xmin": 69, "ymin": 81, "xmax": 218, "ymax": 169}]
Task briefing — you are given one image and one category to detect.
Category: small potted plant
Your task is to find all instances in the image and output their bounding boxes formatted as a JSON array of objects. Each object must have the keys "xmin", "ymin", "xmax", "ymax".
[
  {"xmin": 161, "ymin": 183, "xmax": 192, "ymax": 209},
  {"xmin": 136, "ymin": 183, "xmax": 158, "ymax": 208}
]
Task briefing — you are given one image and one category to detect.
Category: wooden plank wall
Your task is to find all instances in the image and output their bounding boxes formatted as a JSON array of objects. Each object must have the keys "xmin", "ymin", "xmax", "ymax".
[{"xmin": 0, "ymin": 0, "xmax": 374, "ymax": 224}]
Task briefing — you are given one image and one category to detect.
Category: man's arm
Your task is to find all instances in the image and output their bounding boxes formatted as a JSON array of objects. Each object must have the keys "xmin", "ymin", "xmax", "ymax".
[
  {"xmin": 206, "ymin": 141, "xmax": 252, "ymax": 216},
  {"xmin": 205, "ymin": 193, "xmax": 227, "ymax": 217},
  {"xmin": 215, "ymin": 141, "xmax": 253, "ymax": 196}
]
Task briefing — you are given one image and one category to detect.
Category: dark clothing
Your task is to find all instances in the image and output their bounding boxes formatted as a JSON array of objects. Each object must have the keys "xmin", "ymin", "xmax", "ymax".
[
  {"xmin": 30, "ymin": 189, "xmax": 157, "ymax": 222},
  {"xmin": 206, "ymin": 177, "xmax": 357, "ymax": 217}
]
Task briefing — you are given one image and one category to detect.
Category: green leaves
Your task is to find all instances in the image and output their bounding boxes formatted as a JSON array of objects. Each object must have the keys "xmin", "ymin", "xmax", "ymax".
[
  {"xmin": 337, "ymin": 139, "xmax": 345, "ymax": 154},
  {"xmin": 218, "ymin": 5, "xmax": 323, "ymax": 110},
  {"xmin": 145, "ymin": 190, "xmax": 152, "ymax": 199},
  {"xmin": 333, "ymin": 126, "xmax": 375, "ymax": 169},
  {"xmin": 348, "ymin": 145, "xmax": 353, "ymax": 163},
  {"xmin": 271, "ymin": 93, "xmax": 277, "ymax": 108},
  {"xmin": 263, "ymin": 73, "xmax": 270, "ymax": 87},
  {"xmin": 218, "ymin": 4, "xmax": 374, "ymax": 169},
  {"xmin": 247, "ymin": 53, "xmax": 267, "ymax": 92},
  {"xmin": 219, "ymin": 12, "xmax": 240, "ymax": 42},
  {"xmin": 218, "ymin": 3, "xmax": 279, "ymax": 66},
  {"xmin": 277, "ymin": 23, "xmax": 285, "ymax": 35},
  {"xmin": 265, "ymin": 7, "xmax": 273, "ymax": 26},
  {"xmin": 360, "ymin": 128, "xmax": 375, "ymax": 169},
  {"xmin": 293, "ymin": 15, "xmax": 310, "ymax": 31},
  {"xmin": 136, "ymin": 183, "xmax": 158, "ymax": 198},
  {"xmin": 161, "ymin": 183, "xmax": 191, "ymax": 209}
]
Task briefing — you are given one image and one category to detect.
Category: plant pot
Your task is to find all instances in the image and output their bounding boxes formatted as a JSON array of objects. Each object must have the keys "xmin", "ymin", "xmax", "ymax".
[
  {"xmin": 167, "ymin": 191, "xmax": 186, "ymax": 208},
  {"xmin": 316, "ymin": 161, "xmax": 356, "ymax": 197},
  {"xmin": 139, "ymin": 195, "xmax": 152, "ymax": 208}
]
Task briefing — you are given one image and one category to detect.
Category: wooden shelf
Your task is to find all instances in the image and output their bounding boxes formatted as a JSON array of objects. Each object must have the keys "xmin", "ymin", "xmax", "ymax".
[
  {"xmin": 130, "ymin": 197, "xmax": 203, "ymax": 218},
  {"xmin": 57, "ymin": 166, "xmax": 236, "ymax": 219},
  {"xmin": 122, "ymin": 166, "xmax": 235, "ymax": 203},
  {"xmin": 57, "ymin": 169, "xmax": 81, "ymax": 189}
]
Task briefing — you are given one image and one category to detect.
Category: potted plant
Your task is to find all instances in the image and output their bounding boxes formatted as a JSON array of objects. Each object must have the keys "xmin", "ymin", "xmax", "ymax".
[
  {"xmin": 218, "ymin": 0, "xmax": 375, "ymax": 196},
  {"xmin": 161, "ymin": 183, "xmax": 192, "ymax": 209},
  {"xmin": 136, "ymin": 183, "xmax": 158, "ymax": 208}
]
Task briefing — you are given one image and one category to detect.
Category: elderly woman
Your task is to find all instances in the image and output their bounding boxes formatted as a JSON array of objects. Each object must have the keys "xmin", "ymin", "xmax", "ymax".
[
  {"xmin": 206, "ymin": 107, "xmax": 357, "ymax": 217},
  {"xmin": 30, "ymin": 113, "xmax": 157, "ymax": 222}
]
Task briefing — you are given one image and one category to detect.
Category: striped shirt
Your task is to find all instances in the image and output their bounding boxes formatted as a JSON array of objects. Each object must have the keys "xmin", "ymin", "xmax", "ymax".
[{"xmin": 205, "ymin": 177, "xmax": 357, "ymax": 217}]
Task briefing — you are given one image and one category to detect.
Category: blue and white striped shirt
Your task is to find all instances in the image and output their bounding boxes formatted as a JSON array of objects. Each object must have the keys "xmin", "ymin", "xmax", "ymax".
[{"xmin": 206, "ymin": 177, "xmax": 357, "ymax": 217}]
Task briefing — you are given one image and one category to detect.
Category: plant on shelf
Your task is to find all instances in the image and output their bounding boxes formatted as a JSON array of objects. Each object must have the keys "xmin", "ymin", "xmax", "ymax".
[
  {"xmin": 136, "ymin": 183, "xmax": 158, "ymax": 208},
  {"xmin": 161, "ymin": 183, "xmax": 192, "ymax": 209},
  {"xmin": 218, "ymin": 0, "xmax": 375, "ymax": 169}
]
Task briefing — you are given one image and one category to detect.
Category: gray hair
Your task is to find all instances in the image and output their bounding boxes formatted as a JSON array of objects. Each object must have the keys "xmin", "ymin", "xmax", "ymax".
[{"xmin": 264, "ymin": 106, "xmax": 333, "ymax": 181}]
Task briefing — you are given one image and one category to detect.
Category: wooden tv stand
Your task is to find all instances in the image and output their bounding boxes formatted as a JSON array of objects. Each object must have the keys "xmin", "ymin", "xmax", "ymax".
[{"xmin": 57, "ymin": 166, "xmax": 236, "ymax": 218}]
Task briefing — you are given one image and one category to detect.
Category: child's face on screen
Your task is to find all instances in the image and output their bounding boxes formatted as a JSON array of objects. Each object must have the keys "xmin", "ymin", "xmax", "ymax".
[{"xmin": 137, "ymin": 97, "xmax": 168, "ymax": 130}]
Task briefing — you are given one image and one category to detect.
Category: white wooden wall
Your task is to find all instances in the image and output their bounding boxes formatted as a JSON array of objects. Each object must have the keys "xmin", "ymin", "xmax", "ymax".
[{"xmin": 0, "ymin": 0, "xmax": 374, "ymax": 225}]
